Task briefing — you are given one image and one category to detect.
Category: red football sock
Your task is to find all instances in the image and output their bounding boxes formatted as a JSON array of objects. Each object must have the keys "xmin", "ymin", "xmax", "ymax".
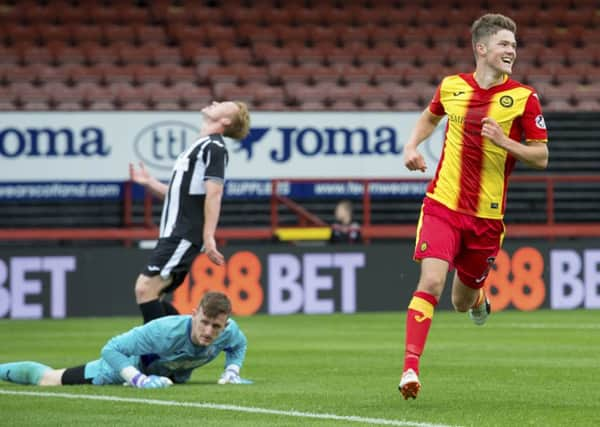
[{"xmin": 404, "ymin": 291, "xmax": 438, "ymax": 375}]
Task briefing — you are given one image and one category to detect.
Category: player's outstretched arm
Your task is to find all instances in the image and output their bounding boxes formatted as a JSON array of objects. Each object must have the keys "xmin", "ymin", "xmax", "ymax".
[{"xmin": 129, "ymin": 161, "xmax": 169, "ymax": 200}]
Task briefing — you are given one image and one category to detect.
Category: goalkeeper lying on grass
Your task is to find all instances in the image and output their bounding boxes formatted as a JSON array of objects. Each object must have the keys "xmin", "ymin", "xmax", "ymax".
[{"xmin": 0, "ymin": 292, "xmax": 251, "ymax": 388}]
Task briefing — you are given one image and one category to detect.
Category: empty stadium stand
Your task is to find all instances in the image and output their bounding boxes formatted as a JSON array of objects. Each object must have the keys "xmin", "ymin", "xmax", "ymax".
[{"xmin": 0, "ymin": 0, "xmax": 599, "ymax": 111}]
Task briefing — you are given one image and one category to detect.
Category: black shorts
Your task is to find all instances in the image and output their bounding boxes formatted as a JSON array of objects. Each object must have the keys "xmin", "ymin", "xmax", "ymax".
[
  {"xmin": 61, "ymin": 365, "xmax": 93, "ymax": 385},
  {"xmin": 142, "ymin": 236, "xmax": 202, "ymax": 294}
]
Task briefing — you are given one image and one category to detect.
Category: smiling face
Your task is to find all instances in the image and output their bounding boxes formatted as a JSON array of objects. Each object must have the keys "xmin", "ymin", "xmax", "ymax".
[
  {"xmin": 476, "ymin": 29, "xmax": 517, "ymax": 75},
  {"xmin": 190, "ymin": 306, "xmax": 228, "ymax": 346}
]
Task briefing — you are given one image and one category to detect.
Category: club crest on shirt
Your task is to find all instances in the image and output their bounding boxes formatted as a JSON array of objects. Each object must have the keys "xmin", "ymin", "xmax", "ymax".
[
  {"xmin": 535, "ymin": 115, "xmax": 547, "ymax": 129},
  {"xmin": 499, "ymin": 95, "xmax": 514, "ymax": 107}
]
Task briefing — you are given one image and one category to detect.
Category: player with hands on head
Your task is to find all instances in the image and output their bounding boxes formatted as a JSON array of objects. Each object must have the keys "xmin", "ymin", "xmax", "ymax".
[
  {"xmin": 129, "ymin": 101, "xmax": 250, "ymax": 324},
  {"xmin": 0, "ymin": 292, "xmax": 251, "ymax": 388},
  {"xmin": 398, "ymin": 13, "xmax": 548, "ymax": 400}
]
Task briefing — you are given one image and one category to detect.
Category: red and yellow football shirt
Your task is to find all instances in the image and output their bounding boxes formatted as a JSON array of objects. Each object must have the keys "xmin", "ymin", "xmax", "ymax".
[{"xmin": 427, "ymin": 73, "xmax": 548, "ymax": 219}]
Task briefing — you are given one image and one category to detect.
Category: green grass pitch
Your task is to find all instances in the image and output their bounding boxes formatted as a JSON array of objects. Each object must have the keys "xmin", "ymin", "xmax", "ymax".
[{"xmin": 1, "ymin": 310, "xmax": 598, "ymax": 427}]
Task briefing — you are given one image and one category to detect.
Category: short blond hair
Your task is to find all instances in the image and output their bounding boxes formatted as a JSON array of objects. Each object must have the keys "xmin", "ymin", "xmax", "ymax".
[
  {"xmin": 471, "ymin": 13, "xmax": 517, "ymax": 49},
  {"xmin": 224, "ymin": 101, "xmax": 250, "ymax": 140}
]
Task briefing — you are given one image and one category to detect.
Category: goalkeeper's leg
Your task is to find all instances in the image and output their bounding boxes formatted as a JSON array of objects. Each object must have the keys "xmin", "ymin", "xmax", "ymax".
[{"xmin": 0, "ymin": 361, "xmax": 52, "ymax": 385}]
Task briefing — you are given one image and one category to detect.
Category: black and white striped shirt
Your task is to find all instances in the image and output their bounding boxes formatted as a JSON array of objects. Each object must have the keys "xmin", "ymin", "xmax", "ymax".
[{"xmin": 159, "ymin": 134, "xmax": 228, "ymax": 244}]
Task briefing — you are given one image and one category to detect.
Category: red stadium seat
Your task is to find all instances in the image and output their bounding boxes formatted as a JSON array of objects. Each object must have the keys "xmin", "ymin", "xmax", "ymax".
[
  {"xmin": 220, "ymin": 45, "xmax": 254, "ymax": 66},
  {"xmin": 239, "ymin": 24, "xmax": 278, "ymax": 47},
  {"xmin": 339, "ymin": 64, "xmax": 375, "ymax": 85},
  {"xmin": 13, "ymin": 82, "xmax": 50, "ymax": 110},
  {"xmin": 543, "ymin": 98, "xmax": 578, "ymax": 112},
  {"xmin": 102, "ymin": 24, "xmax": 137, "ymax": 45},
  {"xmin": 138, "ymin": 64, "xmax": 197, "ymax": 86},
  {"xmin": 175, "ymin": 83, "xmax": 212, "ymax": 110},
  {"xmin": 65, "ymin": 64, "xmax": 104, "ymax": 85},
  {"xmin": 45, "ymin": 82, "xmax": 84, "ymax": 110},
  {"xmin": 134, "ymin": 25, "xmax": 168, "ymax": 45},
  {"xmin": 336, "ymin": 25, "xmax": 372, "ymax": 47},
  {"xmin": 349, "ymin": 6, "xmax": 389, "ymax": 27},
  {"xmin": 80, "ymin": 42, "xmax": 120, "ymax": 65},
  {"xmin": 239, "ymin": 65, "xmax": 271, "ymax": 85},
  {"xmin": 0, "ymin": 86, "xmax": 17, "ymax": 110},
  {"xmin": 574, "ymin": 81, "xmax": 600, "ymax": 103},
  {"xmin": 211, "ymin": 82, "xmax": 257, "ymax": 105},
  {"xmin": 188, "ymin": 6, "xmax": 226, "ymax": 26},
  {"xmin": 252, "ymin": 44, "xmax": 295, "ymax": 66},
  {"xmin": 115, "ymin": 5, "xmax": 150, "ymax": 26},
  {"xmin": 307, "ymin": 26, "xmax": 339, "ymax": 47},
  {"xmin": 144, "ymin": 83, "xmax": 181, "ymax": 110},
  {"xmin": 22, "ymin": 3, "xmax": 58, "ymax": 25},
  {"xmin": 262, "ymin": 8, "xmax": 294, "ymax": 26},
  {"xmin": 206, "ymin": 64, "xmax": 240, "ymax": 85},
  {"xmin": 116, "ymin": 43, "xmax": 154, "ymax": 66},
  {"xmin": 2, "ymin": 64, "xmax": 47, "ymax": 85},
  {"xmin": 371, "ymin": 64, "xmax": 403, "ymax": 85},
  {"xmin": 148, "ymin": 45, "xmax": 182, "ymax": 66},
  {"xmin": 351, "ymin": 44, "xmax": 386, "ymax": 67},
  {"xmin": 291, "ymin": 6, "xmax": 328, "ymax": 26},
  {"xmin": 322, "ymin": 45, "xmax": 356, "ymax": 66},
  {"xmin": 248, "ymin": 82, "xmax": 286, "ymax": 108},
  {"xmin": 180, "ymin": 43, "xmax": 222, "ymax": 68},
  {"xmin": 270, "ymin": 63, "xmax": 312, "ymax": 85},
  {"xmin": 284, "ymin": 81, "xmax": 331, "ymax": 106},
  {"xmin": 228, "ymin": 8, "xmax": 263, "ymax": 26},
  {"xmin": 70, "ymin": 24, "xmax": 104, "ymax": 45},
  {"xmin": 110, "ymin": 83, "xmax": 148, "ymax": 110},
  {"xmin": 19, "ymin": 43, "xmax": 55, "ymax": 66},
  {"xmin": 204, "ymin": 26, "xmax": 237, "ymax": 46},
  {"xmin": 575, "ymin": 99, "xmax": 600, "ymax": 111},
  {"xmin": 275, "ymin": 24, "xmax": 310, "ymax": 46},
  {"xmin": 58, "ymin": 6, "xmax": 91, "ymax": 25},
  {"xmin": 87, "ymin": 5, "xmax": 120, "ymax": 26},
  {"xmin": 37, "ymin": 24, "xmax": 72, "ymax": 44},
  {"xmin": 167, "ymin": 25, "xmax": 208, "ymax": 47},
  {"xmin": 49, "ymin": 41, "xmax": 87, "ymax": 66},
  {"xmin": 134, "ymin": 65, "xmax": 170, "ymax": 85},
  {"xmin": 81, "ymin": 84, "xmax": 114, "ymax": 110},
  {"xmin": 310, "ymin": 64, "xmax": 343, "ymax": 85},
  {"xmin": 293, "ymin": 44, "xmax": 328, "ymax": 67},
  {"xmin": 207, "ymin": 63, "xmax": 268, "ymax": 86},
  {"xmin": 386, "ymin": 44, "xmax": 424, "ymax": 68},
  {"xmin": 370, "ymin": 26, "xmax": 404, "ymax": 47},
  {"xmin": 99, "ymin": 64, "xmax": 138, "ymax": 85}
]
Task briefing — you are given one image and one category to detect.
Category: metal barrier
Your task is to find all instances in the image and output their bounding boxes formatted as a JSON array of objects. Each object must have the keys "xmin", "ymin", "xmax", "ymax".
[{"xmin": 1, "ymin": 175, "xmax": 599, "ymax": 245}]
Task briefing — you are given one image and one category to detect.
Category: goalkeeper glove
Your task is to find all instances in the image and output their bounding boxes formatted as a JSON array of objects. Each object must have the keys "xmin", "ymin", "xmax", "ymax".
[
  {"xmin": 130, "ymin": 373, "xmax": 173, "ymax": 389},
  {"xmin": 218, "ymin": 365, "xmax": 242, "ymax": 384},
  {"xmin": 218, "ymin": 365, "xmax": 253, "ymax": 384}
]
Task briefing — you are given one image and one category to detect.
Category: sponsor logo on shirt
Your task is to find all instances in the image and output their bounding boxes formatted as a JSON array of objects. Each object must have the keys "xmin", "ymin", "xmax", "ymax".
[
  {"xmin": 535, "ymin": 115, "xmax": 547, "ymax": 130},
  {"xmin": 499, "ymin": 95, "xmax": 514, "ymax": 107}
]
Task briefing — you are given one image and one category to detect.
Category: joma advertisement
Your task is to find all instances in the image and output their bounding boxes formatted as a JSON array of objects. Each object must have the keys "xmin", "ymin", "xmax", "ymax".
[{"xmin": 0, "ymin": 111, "xmax": 444, "ymax": 183}]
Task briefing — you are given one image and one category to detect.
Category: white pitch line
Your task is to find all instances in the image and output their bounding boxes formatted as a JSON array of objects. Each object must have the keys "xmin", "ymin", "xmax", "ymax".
[{"xmin": 0, "ymin": 389, "xmax": 459, "ymax": 427}]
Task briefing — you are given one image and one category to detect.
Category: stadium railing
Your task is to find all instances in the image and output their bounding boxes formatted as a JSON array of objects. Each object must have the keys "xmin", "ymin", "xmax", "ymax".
[{"xmin": 0, "ymin": 175, "xmax": 599, "ymax": 246}]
